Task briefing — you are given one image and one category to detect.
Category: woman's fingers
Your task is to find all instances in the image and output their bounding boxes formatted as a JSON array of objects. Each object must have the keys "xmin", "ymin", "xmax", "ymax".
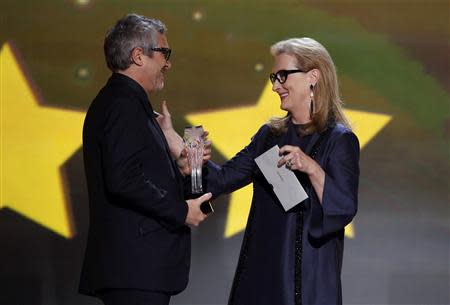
[
  {"xmin": 278, "ymin": 146, "xmax": 304, "ymax": 168},
  {"xmin": 278, "ymin": 151, "xmax": 304, "ymax": 170},
  {"xmin": 279, "ymin": 145, "xmax": 296, "ymax": 155},
  {"xmin": 277, "ymin": 153, "xmax": 292, "ymax": 167}
]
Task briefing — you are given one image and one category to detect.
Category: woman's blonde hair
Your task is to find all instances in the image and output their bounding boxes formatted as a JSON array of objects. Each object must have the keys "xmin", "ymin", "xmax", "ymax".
[{"xmin": 268, "ymin": 37, "xmax": 350, "ymax": 135}]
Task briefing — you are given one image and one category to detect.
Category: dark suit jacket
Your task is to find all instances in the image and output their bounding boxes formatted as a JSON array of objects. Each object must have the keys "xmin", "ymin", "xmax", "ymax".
[{"xmin": 79, "ymin": 73, "xmax": 190, "ymax": 296}]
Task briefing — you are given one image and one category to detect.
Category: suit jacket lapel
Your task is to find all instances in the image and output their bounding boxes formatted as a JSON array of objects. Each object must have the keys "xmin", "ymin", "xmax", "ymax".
[
  {"xmin": 149, "ymin": 114, "xmax": 183, "ymax": 178},
  {"xmin": 148, "ymin": 110, "xmax": 186, "ymax": 190},
  {"xmin": 110, "ymin": 73, "xmax": 184, "ymax": 188},
  {"xmin": 135, "ymin": 93, "xmax": 183, "ymax": 185}
]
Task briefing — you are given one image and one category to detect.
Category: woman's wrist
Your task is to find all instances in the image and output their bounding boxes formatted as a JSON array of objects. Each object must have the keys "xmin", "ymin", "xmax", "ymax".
[{"xmin": 308, "ymin": 162, "xmax": 323, "ymax": 180}]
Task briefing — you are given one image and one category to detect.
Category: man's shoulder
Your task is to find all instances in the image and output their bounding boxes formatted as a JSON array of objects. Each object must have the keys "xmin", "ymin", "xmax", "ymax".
[
  {"xmin": 89, "ymin": 82, "xmax": 138, "ymax": 112},
  {"xmin": 100, "ymin": 77, "xmax": 137, "ymax": 101},
  {"xmin": 84, "ymin": 85, "xmax": 139, "ymax": 133}
]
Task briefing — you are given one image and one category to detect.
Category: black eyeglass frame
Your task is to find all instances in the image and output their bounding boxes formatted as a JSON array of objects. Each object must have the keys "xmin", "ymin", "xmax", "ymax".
[
  {"xmin": 269, "ymin": 69, "xmax": 306, "ymax": 84},
  {"xmin": 150, "ymin": 47, "xmax": 172, "ymax": 61}
]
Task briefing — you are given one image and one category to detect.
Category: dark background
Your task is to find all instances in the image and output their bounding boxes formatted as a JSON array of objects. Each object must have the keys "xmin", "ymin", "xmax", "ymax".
[{"xmin": 1, "ymin": 1, "xmax": 448, "ymax": 304}]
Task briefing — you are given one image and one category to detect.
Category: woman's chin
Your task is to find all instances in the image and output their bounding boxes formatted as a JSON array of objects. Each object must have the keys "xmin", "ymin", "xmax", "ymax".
[{"xmin": 280, "ymin": 101, "xmax": 290, "ymax": 112}]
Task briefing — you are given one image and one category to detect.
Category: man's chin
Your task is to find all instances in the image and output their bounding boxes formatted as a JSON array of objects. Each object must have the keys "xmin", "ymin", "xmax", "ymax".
[{"xmin": 153, "ymin": 82, "xmax": 164, "ymax": 92}]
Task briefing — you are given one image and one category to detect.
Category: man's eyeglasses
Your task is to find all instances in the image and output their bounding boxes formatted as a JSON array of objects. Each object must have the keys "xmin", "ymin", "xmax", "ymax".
[
  {"xmin": 150, "ymin": 47, "xmax": 171, "ymax": 61},
  {"xmin": 269, "ymin": 69, "xmax": 305, "ymax": 84}
]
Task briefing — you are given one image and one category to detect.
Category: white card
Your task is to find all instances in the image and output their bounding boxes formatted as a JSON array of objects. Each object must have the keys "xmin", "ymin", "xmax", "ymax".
[{"xmin": 255, "ymin": 145, "xmax": 308, "ymax": 211}]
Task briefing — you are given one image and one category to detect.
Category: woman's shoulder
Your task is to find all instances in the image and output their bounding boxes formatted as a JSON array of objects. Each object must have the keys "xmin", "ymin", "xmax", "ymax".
[
  {"xmin": 252, "ymin": 124, "xmax": 274, "ymax": 139},
  {"xmin": 328, "ymin": 123, "xmax": 356, "ymax": 137},
  {"xmin": 247, "ymin": 124, "xmax": 280, "ymax": 153},
  {"xmin": 327, "ymin": 123, "xmax": 359, "ymax": 147}
]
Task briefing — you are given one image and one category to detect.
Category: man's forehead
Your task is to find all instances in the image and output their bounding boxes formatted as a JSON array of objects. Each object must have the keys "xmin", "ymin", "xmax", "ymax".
[{"xmin": 157, "ymin": 33, "xmax": 169, "ymax": 47}]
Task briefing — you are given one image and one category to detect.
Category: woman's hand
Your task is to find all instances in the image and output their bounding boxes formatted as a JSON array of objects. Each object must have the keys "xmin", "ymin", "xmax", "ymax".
[
  {"xmin": 176, "ymin": 132, "xmax": 212, "ymax": 176},
  {"xmin": 202, "ymin": 131, "xmax": 212, "ymax": 165},
  {"xmin": 278, "ymin": 145, "xmax": 325, "ymax": 204},
  {"xmin": 277, "ymin": 145, "xmax": 318, "ymax": 176}
]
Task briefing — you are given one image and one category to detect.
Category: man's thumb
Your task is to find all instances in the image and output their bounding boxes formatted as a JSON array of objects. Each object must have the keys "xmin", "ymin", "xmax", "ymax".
[
  {"xmin": 200, "ymin": 192, "xmax": 212, "ymax": 202},
  {"xmin": 161, "ymin": 100, "xmax": 170, "ymax": 116}
]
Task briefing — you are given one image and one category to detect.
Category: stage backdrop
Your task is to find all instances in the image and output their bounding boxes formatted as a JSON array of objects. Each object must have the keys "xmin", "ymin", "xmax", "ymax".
[{"xmin": 1, "ymin": 1, "xmax": 448, "ymax": 304}]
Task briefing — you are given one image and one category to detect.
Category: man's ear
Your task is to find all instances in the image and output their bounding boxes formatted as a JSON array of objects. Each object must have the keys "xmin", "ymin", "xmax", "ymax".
[{"xmin": 130, "ymin": 47, "xmax": 145, "ymax": 66}]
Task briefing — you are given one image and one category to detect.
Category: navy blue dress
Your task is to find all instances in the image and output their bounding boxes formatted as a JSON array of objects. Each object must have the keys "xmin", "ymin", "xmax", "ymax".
[{"xmin": 206, "ymin": 120, "xmax": 359, "ymax": 305}]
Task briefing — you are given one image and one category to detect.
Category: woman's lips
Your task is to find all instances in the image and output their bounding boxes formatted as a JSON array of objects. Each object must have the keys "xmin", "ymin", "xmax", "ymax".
[{"xmin": 279, "ymin": 92, "xmax": 289, "ymax": 101}]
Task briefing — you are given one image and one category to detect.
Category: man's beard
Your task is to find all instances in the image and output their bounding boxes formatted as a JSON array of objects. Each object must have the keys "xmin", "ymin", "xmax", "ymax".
[{"xmin": 153, "ymin": 70, "xmax": 165, "ymax": 91}]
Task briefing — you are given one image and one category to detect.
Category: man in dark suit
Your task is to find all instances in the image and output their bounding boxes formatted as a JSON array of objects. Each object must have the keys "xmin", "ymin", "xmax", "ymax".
[{"xmin": 79, "ymin": 14, "xmax": 211, "ymax": 305}]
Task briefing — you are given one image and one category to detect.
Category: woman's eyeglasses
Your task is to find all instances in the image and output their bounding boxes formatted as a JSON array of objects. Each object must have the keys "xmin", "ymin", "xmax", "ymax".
[
  {"xmin": 150, "ymin": 47, "xmax": 171, "ymax": 61},
  {"xmin": 269, "ymin": 69, "xmax": 305, "ymax": 84}
]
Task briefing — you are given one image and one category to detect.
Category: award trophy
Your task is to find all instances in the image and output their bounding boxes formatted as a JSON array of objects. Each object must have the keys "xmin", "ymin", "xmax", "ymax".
[{"xmin": 183, "ymin": 125, "xmax": 204, "ymax": 194}]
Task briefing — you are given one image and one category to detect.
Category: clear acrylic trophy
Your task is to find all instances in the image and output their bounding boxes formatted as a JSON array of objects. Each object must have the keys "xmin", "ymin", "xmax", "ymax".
[{"xmin": 183, "ymin": 125, "xmax": 204, "ymax": 194}]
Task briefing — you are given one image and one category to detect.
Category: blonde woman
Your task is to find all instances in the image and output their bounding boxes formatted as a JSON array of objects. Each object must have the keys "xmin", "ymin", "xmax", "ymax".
[{"xmin": 162, "ymin": 37, "xmax": 359, "ymax": 305}]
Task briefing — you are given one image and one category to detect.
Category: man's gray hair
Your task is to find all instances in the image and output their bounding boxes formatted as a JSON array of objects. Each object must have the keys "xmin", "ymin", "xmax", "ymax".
[{"xmin": 104, "ymin": 14, "xmax": 166, "ymax": 72}]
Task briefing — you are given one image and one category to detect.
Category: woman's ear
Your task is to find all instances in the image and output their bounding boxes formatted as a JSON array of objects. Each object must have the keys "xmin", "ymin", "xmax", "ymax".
[{"xmin": 309, "ymin": 69, "xmax": 321, "ymax": 86}]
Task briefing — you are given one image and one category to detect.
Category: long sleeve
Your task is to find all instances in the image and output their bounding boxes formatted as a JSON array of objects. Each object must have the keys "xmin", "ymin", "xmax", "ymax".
[
  {"xmin": 101, "ymin": 97, "xmax": 187, "ymax": 228},
  {"xmin": 205, "ymin": 125, "xmax": 272, "ymax": 199},
  {"xmin": 309, "ymin": 131, "xmax": 360, "ymax": 239}
]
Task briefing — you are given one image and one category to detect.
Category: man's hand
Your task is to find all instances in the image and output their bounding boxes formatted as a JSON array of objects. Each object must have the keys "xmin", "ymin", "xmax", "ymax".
[
  {"xmin": 155, "ymin": 101, "xmax": 184, "ymax": 159},
  {"xmin": 155, "ymin": 101, "xmax": 212, "ymax": 175},
  {"xmin": 155, "ymin": 100, "xmax": 174, "ymax": 132},
  {"xmin": 176, "ymin": 148, "xmax": 191, "ymax": 176},
  {"xmin": 185, "ymin": 193, "xmax": 212, "ymax": 227}
]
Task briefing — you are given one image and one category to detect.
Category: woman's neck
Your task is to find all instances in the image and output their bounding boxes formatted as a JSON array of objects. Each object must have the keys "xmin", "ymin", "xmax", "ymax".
[{"xmin": 291, "ymin": 111, "xmax": 311, "ymax": 125}]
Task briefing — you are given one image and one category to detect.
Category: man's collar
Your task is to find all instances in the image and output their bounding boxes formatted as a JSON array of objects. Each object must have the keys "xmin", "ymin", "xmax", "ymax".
[
  {"xmin": 110, "ymin": 72, "xmax": 148, "ymax": 98},
  {"xmin": 109, "ymin": 72, "xmax": 155, "ymax": 116}
]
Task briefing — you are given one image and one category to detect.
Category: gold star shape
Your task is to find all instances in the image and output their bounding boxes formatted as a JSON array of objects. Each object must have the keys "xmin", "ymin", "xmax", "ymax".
[
  {"xmin": 0, "ymin": 42, "xmax": 85, "ymax": 238},
  {"xmin": 186, "ymin": 81, "xmax": 392, "ymax": 238}
]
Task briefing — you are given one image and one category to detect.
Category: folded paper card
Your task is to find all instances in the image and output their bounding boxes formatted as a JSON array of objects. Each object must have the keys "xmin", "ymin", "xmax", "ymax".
[{"xmin": 255, "ymin": 145, "xmax": 308, "ymax": 211}]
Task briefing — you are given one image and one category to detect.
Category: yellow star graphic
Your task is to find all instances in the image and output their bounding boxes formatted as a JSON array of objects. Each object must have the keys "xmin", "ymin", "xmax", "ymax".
[
  {"xmin": 186, "ymin": 81, "xmax": 392, "ymax": 238},
  {"xmin": 0, "ymin": 42, "xmax": 85, "ymax": 238}
]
